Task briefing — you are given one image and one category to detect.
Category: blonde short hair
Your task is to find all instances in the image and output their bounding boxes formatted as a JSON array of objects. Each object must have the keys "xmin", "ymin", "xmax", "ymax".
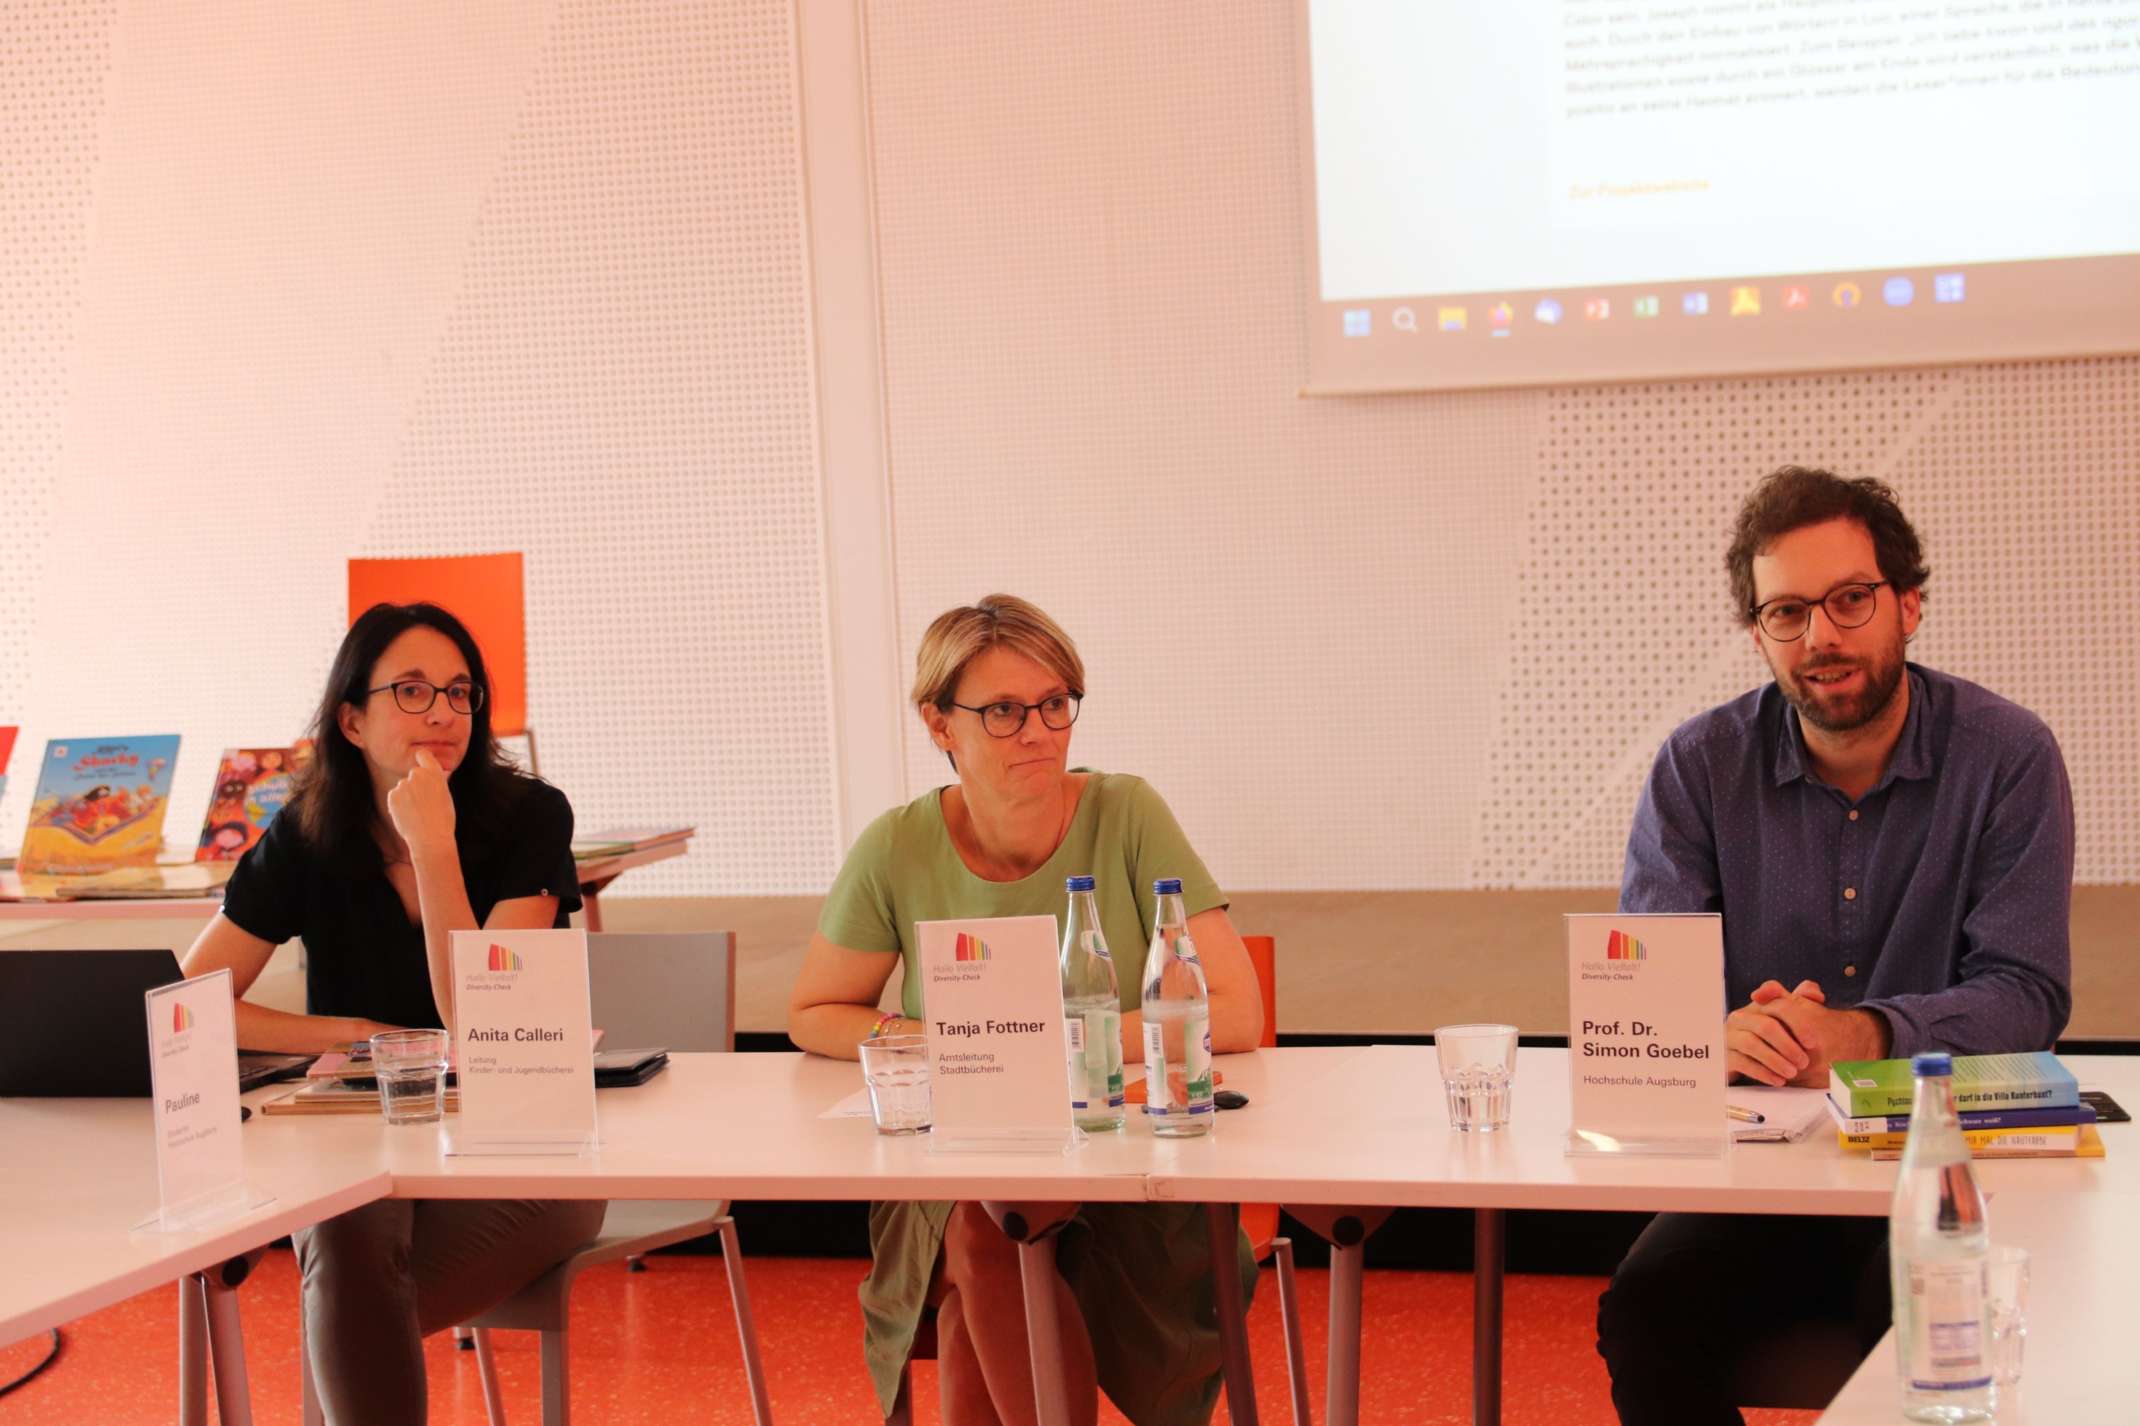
[{"xmin": 912, "ymin": 595, "xmax": 1086, "ymax": 711}]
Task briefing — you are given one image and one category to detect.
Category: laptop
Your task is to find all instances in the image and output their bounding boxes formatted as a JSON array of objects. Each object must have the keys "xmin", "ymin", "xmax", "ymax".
[{"xmin": 0, "ymin": 947, "xmax": 312, "ymax": 1097}]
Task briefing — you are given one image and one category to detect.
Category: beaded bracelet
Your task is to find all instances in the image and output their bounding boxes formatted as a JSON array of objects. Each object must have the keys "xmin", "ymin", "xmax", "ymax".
[{"xmin": 867, "ymin": 1011, "xmax": 903, "ymax": 1040}]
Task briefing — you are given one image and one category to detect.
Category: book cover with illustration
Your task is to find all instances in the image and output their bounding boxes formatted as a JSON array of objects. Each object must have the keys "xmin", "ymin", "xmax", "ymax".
[
  {"xmin": 18, "ymin": 735, "xmax": 182, "ymax": 875},
  {"xmin": 195, "ymin": 746, "xmax": 299, "ymax": 861}
]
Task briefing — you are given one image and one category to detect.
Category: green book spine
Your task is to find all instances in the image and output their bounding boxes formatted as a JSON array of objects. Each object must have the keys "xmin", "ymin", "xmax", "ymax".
[{"xmin": 1828, "ymin": 1051, "xmax": 2079, "ymax": 1117}]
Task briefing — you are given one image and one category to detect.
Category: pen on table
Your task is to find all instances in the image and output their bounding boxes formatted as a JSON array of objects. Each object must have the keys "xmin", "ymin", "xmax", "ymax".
[{"xmin": 1725, "ymin": 1105, "xmax": 1766, "ymax": 1124}]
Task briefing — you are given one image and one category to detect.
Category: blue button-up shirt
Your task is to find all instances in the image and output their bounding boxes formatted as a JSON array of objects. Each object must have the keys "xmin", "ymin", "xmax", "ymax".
[{"xmin": 1621, "ymin": 664, "xmax": 2073, "ymax": 1057}]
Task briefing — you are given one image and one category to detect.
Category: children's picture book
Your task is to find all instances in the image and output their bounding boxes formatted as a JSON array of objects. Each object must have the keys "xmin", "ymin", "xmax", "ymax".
[
  {"xmin": 195, "ymin": 746, "xmax": 300, "ymax": 861},
  {"xmin": 18, "ymin": 736, "xmax": 182, "ymax": 875}
]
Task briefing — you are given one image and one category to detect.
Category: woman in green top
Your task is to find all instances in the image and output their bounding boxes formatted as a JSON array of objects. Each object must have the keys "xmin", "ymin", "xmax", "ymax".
[{"xmin": 789, "ymin": 594, "xmax": 1265, "ymax": 1426}]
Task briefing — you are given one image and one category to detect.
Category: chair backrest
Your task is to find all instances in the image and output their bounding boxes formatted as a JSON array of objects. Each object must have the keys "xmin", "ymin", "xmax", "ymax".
[
  {"xmin": 586, "ymin": 931, "xmax": 736, "ymax": 1052},
  {"xmin": 1241, "ymin": 934, "xmax": 1278, "ymax": 1048}
]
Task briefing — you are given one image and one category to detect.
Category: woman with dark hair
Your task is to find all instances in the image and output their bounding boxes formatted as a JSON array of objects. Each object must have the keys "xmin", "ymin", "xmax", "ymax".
[{"xmin": 182, "ymin": 601, "xmax": 603, "ymax": 1424}]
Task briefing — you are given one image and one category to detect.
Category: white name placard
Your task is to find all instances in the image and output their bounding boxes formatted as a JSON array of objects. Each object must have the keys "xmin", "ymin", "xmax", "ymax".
[
  {"xmin": 451, "ymin": 929, "xmax": 597, "ymax": 1156},
  {"xmin": 917, "ymin": 916, "xmax": 1075, "ymax": 1153},
  {"xmin": 143, "ymin": 970, "xmax": 263, "ymax": 1229},
  {"xmin": 1565, "ymin": 913, "xmax": 1727, "ymax": 1157}
]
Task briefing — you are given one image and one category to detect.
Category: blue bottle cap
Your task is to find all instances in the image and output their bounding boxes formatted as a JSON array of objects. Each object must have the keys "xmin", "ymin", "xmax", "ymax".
[
  {"xmin": 1065, "ymin": 875, "xmax": 1096, "ymax": 893},
  {"xmin": 1153, "ymin": 877, "xmax": 1184, "ymax": 896},
  {"xmin": 1912, "ymin": 1052, "xmax": 1954, "ymax": 1076}
]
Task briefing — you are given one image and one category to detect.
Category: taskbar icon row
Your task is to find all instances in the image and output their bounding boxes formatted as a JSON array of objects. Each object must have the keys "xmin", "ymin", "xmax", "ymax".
[{"xmin": 1341, "ymin": 272, "xmax": 1967, "ymax": 337}]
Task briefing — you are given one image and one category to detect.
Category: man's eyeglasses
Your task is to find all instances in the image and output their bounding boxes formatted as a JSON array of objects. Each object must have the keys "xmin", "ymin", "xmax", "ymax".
[
  {"xmin": 1749, "ymin": 581, "xmax": 1888, "ymax": 642},
  {"xmin": 949, "ymin": 694, "xmax": 1082, "ymax": 738},
  {"xmin": 367, "ymin": 680, "xmax": 485, "ymax": 716}
]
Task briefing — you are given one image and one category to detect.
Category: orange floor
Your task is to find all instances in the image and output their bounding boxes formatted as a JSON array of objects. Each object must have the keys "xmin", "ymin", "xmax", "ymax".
[{"xmin": 0, "ymin": 1250, "xmax": 1820, "ymax": 1425}]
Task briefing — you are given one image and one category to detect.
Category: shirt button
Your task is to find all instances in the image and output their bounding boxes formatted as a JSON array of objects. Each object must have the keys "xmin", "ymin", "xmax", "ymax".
[
  {"xmin": 1844, "ymin": 964, "xmax": 1858, "ymax": 977},
  {"xmin": 1848, "ymin": 810, "xmax": 1860, "ymax": 822},
  {"xmin": 1844, "ymin": 887, "xmax": 1858, "ymax": 901}
]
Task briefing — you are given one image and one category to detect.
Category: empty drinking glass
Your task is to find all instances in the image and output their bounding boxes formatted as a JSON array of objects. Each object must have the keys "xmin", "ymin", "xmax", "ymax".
[
  {"xmin": 1987, "ymin": 1244, "xmax": 2029, "ymax": 1387},
  {"xmin": 858, "ymin": 1034, "xmax": 932, "ymax": 1135},
  {"xmin": 369, "ymin": 1029, "xmax": 449, "ymax": 1125},
  {"xmin": 1435, "ymin": 1023, "xmax": 1518, "ymax": 1132}
]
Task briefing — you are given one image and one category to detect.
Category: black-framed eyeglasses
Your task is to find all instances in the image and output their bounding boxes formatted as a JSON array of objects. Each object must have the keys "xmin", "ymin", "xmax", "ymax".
[
  {"xmin": 1749, "ymin": 581, "xmax": 1888, "ymax": 642},
  {"xmin": 949, "ymin": 694, "xmax": 1082, "ymax": 738},
  {"xmin": 366, "ymin": 679, "xmax": 485, "ymax": 716}
]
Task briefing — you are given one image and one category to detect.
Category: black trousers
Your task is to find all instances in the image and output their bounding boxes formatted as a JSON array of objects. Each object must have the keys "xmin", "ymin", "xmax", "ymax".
[{"xmin": 1595, "ymin": 1212, "xmax": 1890, "ymax": 1426}]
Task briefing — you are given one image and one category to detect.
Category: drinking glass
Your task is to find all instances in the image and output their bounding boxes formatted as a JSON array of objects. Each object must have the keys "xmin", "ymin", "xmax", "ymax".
[
  {"xmin": 369, "ymin": 1029, "xmax": 449, "ymax": 1125},
  {"xmin": 1987, "ymin": 1244, "xmax": 2029, "ymax": 1387},
  {"xmin": 1435, "ymin": 1023, "xmax": 1518, "ymax": 1132},
  {"xmin": 858, "ymin": 1034, "xmax": 932, "ymax": 1135}
]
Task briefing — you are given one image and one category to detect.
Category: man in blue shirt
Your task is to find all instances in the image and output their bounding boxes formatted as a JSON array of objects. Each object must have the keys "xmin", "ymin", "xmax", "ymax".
[{"xmin": 1595, "ymin": 466, "xmax": 2074, "ymax": 1426}]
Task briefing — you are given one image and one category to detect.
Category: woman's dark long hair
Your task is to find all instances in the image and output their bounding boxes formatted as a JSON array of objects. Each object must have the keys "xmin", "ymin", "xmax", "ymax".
[{"xmin": 291, "ymin": 602, "xmax": 531, "ymax": 870}]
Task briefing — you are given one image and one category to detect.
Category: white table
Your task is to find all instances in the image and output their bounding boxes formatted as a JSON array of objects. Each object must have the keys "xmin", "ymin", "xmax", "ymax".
[
  {"xmin": 9, "ymin": 1046, "xmax": 2131, "ymax": 1426},
  {"xmin": 0, "ymin": 1094, "xmax": 391, "ymax": 1424},
  {"xmin": 1143, "ymin": 1047, "xmax": 2140, "ymax": 1426},
  {"xmin": 1816, "ymin": 1188, "xmax": 2140, "ymax": 1424}
]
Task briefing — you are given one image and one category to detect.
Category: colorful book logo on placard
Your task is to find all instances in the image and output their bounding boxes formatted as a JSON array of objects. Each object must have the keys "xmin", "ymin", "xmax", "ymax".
[
  {"xmin": 1605, "ymin": 929, "xmax": 1647, "ymax": 961},
  {"xmin": 953, "ymin": 932, "xmax": 992, "ymax": 963},
  {"xmin": 172, "ymin": 1002, "xmax": 195, "ymax": 1033},
  {"xmin": 487, "ymin": 943, "xmax": 523, "ymax": 972}
]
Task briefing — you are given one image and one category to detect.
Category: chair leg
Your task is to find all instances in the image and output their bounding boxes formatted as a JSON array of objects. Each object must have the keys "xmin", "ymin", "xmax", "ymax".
[
  {"xmin": 627, "ymin": 1252, "xmax": 647, "ymax": 1273},
  {"xmin": 1273, "ymin": 1238, "xmax": 1312, "ymax": 1426},
  {"xmin": 717, "ymin": 1215, "xmax": 776, "ymax": 1425},
  {"xmin": 539, "ymin": 1327, "xmax": 571, "ymax": 1426},
  {"xmin": 474, "ymin": 1326, "xmax": 509, "ymax": 1426},
  {"xmin": 457, "ymin": 1322, "xmax": 477, "ymax": 1350}
]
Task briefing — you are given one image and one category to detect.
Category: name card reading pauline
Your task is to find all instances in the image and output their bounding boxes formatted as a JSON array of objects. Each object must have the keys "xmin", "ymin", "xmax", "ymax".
[
  {"xmin": 1565, "ymin": 913, "xmax": 1727, "ymax": 1157},
  {"xmin": 916, "ymin": 916, "xmax": 1075, "ymax": 1153},
  {"xmin": 143, "ymin": 970, "xmax": 267, "ymax": 1229},
  {"xmin": 451, "ymin": 929, "xmax": 597, "ymax": 1156}
]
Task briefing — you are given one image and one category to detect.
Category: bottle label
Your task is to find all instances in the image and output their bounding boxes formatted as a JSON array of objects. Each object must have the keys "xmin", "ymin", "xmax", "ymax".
[
  {"xmin": 1142, "ymin": 1012, "xmax": 1214, "ymax": 1115},
  {"xmin": 1066, "ymin": 1018, "xmax": 1088, "ymax": 1111},
  {"xmin": 1143, "ymin": 1020, "xmax": 1167, "ymax": 1110},
  {"xmin": 1065, "ymin": 1009, "xmax": 1122, "ymax": 1112},
  {"xmin": 1905, "ymin": 1259, "xmax": 1991, "ymax": 1391}
]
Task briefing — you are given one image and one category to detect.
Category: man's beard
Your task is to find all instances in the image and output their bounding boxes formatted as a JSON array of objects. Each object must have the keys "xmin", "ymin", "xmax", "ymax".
[{"xmin": 1778, "ymin": 643, "xmax": 1907, "ymax": 734}]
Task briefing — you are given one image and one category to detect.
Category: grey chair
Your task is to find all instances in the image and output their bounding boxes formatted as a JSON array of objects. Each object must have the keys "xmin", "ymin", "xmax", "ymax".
[{"xmin": 300, "ymin": 931, "xmax": 773, "ymax": 1426}]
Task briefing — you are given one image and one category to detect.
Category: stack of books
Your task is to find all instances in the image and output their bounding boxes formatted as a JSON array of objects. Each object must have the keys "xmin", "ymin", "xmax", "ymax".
[{"xmin": 1828, "ymin": 1051, "xmax": 2103, "ymax": 1159}]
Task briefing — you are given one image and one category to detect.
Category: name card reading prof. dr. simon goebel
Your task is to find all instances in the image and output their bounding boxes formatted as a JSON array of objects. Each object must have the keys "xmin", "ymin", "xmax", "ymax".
[
  {"xmin": 917, "ymin": 916, "xmax": 1076, "ymax": 1153},
  {"xmin": 1565, "ymin": 913, "xmax": 1726, "ymax": 1157}
]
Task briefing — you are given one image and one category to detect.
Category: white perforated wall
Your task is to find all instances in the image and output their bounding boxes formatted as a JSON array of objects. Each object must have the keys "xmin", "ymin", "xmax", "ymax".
[
  {"xmin": 864, "ymin": 1, "xmax": 2140, "ymax": 890},
  {"xmin": 0, "ymin": 2, "xmax": 835, "ymax": 896}
]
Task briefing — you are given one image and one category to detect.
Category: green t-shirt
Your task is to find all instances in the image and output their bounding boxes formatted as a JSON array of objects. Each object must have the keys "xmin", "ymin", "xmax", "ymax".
[{"xmin": 818, "ymin": 770, "xmax": 1225, "ymax": 1020}]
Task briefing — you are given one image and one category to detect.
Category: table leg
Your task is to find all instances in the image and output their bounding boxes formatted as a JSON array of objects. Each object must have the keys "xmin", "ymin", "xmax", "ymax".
[
  {"xmin": 1473, "ymin": 1207, "xmax": 1505, "ymax": 1426},
  {"xmin": 203, "ymin": 1270, "xmax": 257, "ymax": 1426},
  {"xmin": 1203, "ymin": 1202, "xmax": 1259, "ymax": 1426},
  {"xmin": 1283, "ymin": 1205, "xmax": 1393, "ymax": 1426},
  {"xmin": 179, "ymin": 1276, "xmax": 209, "ymax": 1426},
  {"xmin": 982, "ymin": 1202, "xmax": 1078, "ymax": 1426}
]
